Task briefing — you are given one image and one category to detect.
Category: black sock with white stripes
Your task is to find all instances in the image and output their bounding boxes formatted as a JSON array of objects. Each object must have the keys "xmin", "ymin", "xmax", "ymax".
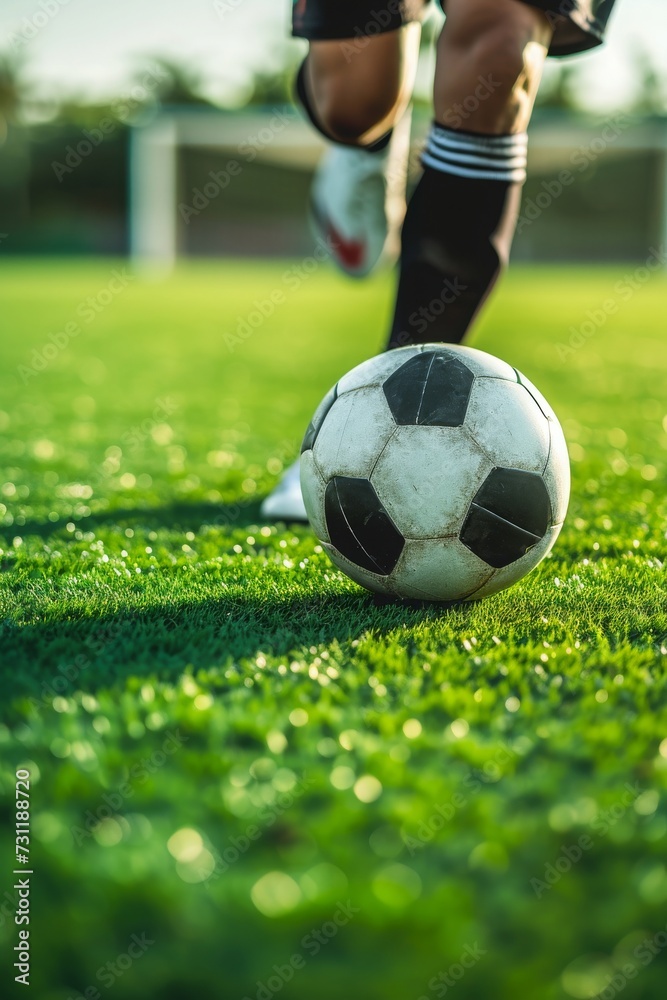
[{"xmin": 386, "ymin": 122, "xmax": 527, "ymax": 349}]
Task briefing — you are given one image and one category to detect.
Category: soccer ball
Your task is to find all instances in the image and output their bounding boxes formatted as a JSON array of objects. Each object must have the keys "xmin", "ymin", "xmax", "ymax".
[{"xmin": 300, "ymin": 344, "xmax": 570, "ymax": 602}]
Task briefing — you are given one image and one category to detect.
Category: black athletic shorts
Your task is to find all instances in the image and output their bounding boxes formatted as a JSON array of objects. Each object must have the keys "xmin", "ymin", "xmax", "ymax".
[{"xmin": 291, "ymin": 0, "xmax": 617, "ymax": 57}]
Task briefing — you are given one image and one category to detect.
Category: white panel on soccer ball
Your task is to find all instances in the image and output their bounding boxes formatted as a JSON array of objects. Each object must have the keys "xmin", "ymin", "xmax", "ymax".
[
  {"xmin": 543, "ymin": 419, "xmax": 571, "ymax": 525},
  {"xmin": 465, "ymin": 379, "xmax": 550, "ymax": 473},
  {"xmin": 371, "ymin": 425, "xmax": 491, "ymax": 539},
  {"xmin": 466, "ymin": 523, "xmax": 564, "ymax": 599},
  {"xmin": 390, "ymin": 536, "xmax": 493, "ymax": 601},
  {"xmin": 300, "ymin": 449, "xmax": 330, "ymax": 544},
  {"xmin": 446, "ymin": 344, "xmax": 518, "ymax": 382},
  {"xmin": 517, "ymin": 372, "xmax": 559, "ymax": 422},
  {"xmin": 336, "ymin": 346, "xmax": 422, "ymax": 396},
  {"xmin": 313, "ymin": 386, "xmax": 396, "ymax": 480},
  {"xmin": 323, "ymin": 544, "xmax": 396, "ymax": 596},
  {"xmin": 517, "ymin": 372, "xmax": 570, "ymax": 523}
]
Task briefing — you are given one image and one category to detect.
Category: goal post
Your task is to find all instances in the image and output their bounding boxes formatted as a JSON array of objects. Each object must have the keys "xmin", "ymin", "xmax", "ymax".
[
  {"xmin": 129, "ymin": 107, "xmax": 667, "ymax": 272},
  {"xmin": 129, "ymin": 106, "xmax": 326, "ymax": 272}
]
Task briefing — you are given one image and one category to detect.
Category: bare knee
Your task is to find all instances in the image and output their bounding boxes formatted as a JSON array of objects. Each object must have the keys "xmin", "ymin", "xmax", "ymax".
[
  {"xmin": 435, "ymin": 2, "xmax": 552, "ymax": 133},
  {"xmin": 314, "ymin": 84, "xmax": 403, "ymax": 144},
  {"xmin": 306, "ymin": 28, "xmax": 419, "ymax": 145}
]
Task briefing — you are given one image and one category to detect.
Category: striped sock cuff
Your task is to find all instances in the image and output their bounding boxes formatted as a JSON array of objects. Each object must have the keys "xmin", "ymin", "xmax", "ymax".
[{"xmin": 422, "ymin": 123, "xmax": 528, "ymax": 183}]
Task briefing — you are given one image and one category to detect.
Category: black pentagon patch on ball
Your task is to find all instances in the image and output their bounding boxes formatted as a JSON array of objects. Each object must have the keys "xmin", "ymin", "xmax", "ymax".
[
  {"xmin": 325, "ymin": 476, "xmax": 404, "ymax": 576},
  {"xmin": 460, "ymin": 468, "xmax": 552, "ymax": 569},
  {"xmin": 383, "ymin": 350, "xmax": 474, "ymax": 427},
  {"xmin": 301, "ymin": 383, "xmax": 338, "ymax": 454}
]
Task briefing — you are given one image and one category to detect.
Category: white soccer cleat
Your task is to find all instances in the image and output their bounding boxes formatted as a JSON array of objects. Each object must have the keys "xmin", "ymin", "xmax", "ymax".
[
  {"xmin": 260, "ymin": 459, "xmax": 308, "ymax": 523},
  {"xmin": 310, "ymin": 110, "xmax": 412, "ymax": 278}
]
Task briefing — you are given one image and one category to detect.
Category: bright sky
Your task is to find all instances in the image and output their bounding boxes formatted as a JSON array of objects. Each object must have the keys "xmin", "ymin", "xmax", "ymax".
[{"xmin": 0, "ymin": 0, "xmax": 665, "ymax": 111}]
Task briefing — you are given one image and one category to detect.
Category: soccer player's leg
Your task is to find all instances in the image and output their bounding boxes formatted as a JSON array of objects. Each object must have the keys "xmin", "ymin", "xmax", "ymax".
[
  {"xmin": 387, "ymin": 0, "xmax": 552, "ymax": 348},
  {"xmin": 293, "ymin": 3, "xmax": 425, "ymax": 277},
  {"xmin": 300, "ymin": 30, "xmax": 417, "ymax": 147},
  {"xmin": 261, "ymin": 6, "xmax": 423, "ymax": 521},
  {"xmin": 305, "ymin": 31, "xmax": 419, "ymax": 275}
]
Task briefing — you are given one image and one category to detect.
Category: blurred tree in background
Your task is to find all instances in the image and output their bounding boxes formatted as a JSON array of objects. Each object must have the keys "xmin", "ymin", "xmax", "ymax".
[
  {"xmin": 0, "ymin": 39, "xmax": 665, "ymax": 257},
  {"xmin": 629, "ymin": 48, "xmax": 667, "ymax": 115},
  {"xmin": 147, "ymin": 58, "xmax": 213, "ymax": 107},
  {"xmin": 0, "ymin": 51, "xmax": 23, "ymax": 143},
  {"xmin": 536, "ymin": 47, "xmax": 666, "ymax": 115},
  {"xmin": 0, "ymin": 52, "xmax": 30, "ymax": 234},
  {"xmin": 535, "ymin": 65, "xmax": 584, "ymax": 113},
  {"xmin": 245, "ymin": 63, "xmax": 297, "ymax": 107}
]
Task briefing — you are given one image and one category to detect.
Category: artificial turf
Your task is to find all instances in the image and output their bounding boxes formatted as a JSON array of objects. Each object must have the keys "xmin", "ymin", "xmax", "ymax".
[{"xmin": 1, "ymin": 258, "xmax": 666, "ymax": 1000}]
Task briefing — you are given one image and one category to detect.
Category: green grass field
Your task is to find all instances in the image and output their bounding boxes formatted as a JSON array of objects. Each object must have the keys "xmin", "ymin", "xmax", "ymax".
[{"xmin": 1, "ymin": 259, "xmax": 667, "ymax": 1000}]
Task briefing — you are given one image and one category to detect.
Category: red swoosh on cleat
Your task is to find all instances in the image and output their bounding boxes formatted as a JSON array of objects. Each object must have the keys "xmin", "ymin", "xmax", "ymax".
[
  {"xmin": 326, "ymin": 219, "xmax": 366, "ymax": 271},
  {"xmin": 312, "ymin": 201, "xmax": 367, "ymax": 272}
]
